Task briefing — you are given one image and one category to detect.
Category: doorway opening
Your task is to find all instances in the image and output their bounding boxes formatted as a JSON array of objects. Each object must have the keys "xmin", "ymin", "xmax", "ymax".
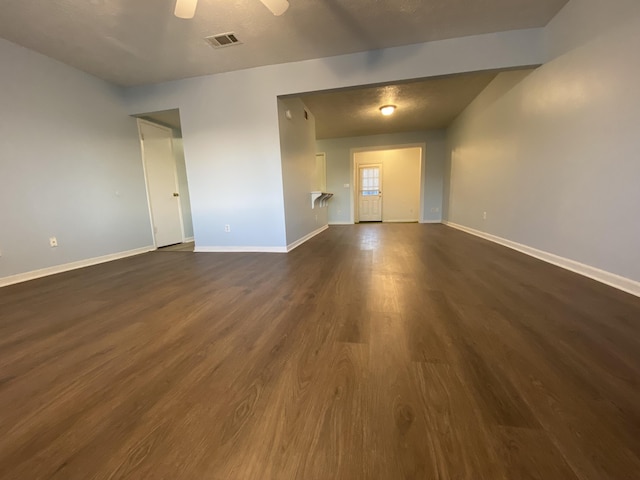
[
  {"xmin": 134, "ymin": 109, "xmax": 195, "ymax": 251},
  {"xmin": 352, "ymin": 145, "xmax": 424, "ymax": 223}
]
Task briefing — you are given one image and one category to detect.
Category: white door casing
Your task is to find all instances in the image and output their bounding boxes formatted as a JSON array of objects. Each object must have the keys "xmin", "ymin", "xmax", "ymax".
[
  {"xmin": 138, "ymin": 120, "xmax": 185, "ymax": 247},
  {"xmin": 358, "ymin": 164, "xmax": 382, "ymax": 222}
]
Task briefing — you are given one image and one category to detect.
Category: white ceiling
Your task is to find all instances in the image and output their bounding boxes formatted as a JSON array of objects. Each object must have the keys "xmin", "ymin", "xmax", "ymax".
[
  {"xmin": 300, "ymin": 70, "xmax": 514, "ymax": 139},
  {"xmin": 0, "ymin": 0, "xmax": 567, "ymax": 87}
]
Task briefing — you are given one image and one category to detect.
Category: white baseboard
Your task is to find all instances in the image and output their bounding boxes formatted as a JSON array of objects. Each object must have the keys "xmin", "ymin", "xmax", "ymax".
[
  {"xmin": 193, "ymin": 226, "xmax": 329, "ymax": 254},
  {"xmin": 444, "ymin": 221, "xmax": 640, "ymax": 298},
  {"xmin": 287, "ymin": 225, "xmax": 329, "ymax": 252},
  {"xmin": 331, "ymin": 220, "xmax": 442, "ymax": 225},
  {"xmin": 194, "ymin": 246, "xmax": 288, "ymax": 253},
  {"xmin": 383, "ymin": 219, "xmax": 420, "ymax": 223},
  {"xmin": 184, "ymin": 236, "xmax": 194, "ymax": 242},
  {"xmin": 0, "ymin": 246, "xmax": 156, "ymax": 288}
]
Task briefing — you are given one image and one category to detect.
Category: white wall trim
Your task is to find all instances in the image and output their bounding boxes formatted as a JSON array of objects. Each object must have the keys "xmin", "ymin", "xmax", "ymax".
[
  {"xmin": 329, "ymin": 221, "xmax": 354, "ymax": 225},
  {"xmin": 184, "ymin": 236, "xmax": 194, "ymax": 242},
  {"xmin": 444, "ymin": 221, "xmax": 640, "ymax": 298},
  {"xmin": 420, "ymin": 220, "xmax": 443, "ymax": 224},
  {"xmin": 287, "ymin": 225, "xmax": 329, "ymax": 252},
  {"xmin": 0, "ymin": 246, "xmax": 156, "ymax": 288},
  {"xmin": 384, "ymin": 219, "xmax": 420, "ymax": 223},
  {"xmin": 194, "ymin": 246, "xmax": 288, "ymax": 253}
]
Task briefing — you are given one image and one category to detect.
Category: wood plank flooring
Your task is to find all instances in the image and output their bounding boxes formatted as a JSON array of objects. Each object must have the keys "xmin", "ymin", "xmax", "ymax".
[
  {"xmin": 0, "ymin": 223, "xmax": 639, "ymax": 480},
  {"xmin": 157, "ymin": 242, "xmax": 195, "ymax": 252}
]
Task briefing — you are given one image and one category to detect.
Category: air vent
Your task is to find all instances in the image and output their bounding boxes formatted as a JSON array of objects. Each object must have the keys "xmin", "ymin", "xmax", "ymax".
[{"xmin": 205, "ymin": 32, "xmax": 242, "ymax": 49}]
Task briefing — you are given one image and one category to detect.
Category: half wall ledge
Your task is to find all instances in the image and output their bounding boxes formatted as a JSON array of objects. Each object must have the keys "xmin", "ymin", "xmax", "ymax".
[{"xmin": 311, "ymin": 191, "xmax": 334, "ymax": 209}]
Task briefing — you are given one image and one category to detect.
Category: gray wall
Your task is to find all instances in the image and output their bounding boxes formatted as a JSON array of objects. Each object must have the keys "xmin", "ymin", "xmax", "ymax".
[
  {"xmin": 0, "ymin": 39, "xmax": 153, "ymax": 281},
  {"xmin": 444, "ymin": 0, "xmax": 640, "ymax": 283},
  {"xmin": 125, "ymin": 29, "xmax": 543, "ymax": 249},
  {"xmin": 278, "ymin": 98, "xmax": 327, "ymax": 245},
  {"xmin": 317, "ymin": 131, "xmax": 446, "ymax": 224}
]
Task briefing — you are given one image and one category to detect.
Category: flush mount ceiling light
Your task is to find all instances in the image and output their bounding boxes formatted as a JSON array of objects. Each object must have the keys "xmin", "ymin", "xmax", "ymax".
[
  {"xmin": 379, "ymin": 105, "xmax": 397, "ymax": 116},
  {"xmin": 174, "ymin": 0, "xmax": 197, "ymax": 19},
  {"xmin": 259, "ymin": 0, "xmax": 290, "ymax": 16},
  {"xmin": 174, "ymin": 0, "xmax": 289, "ymax": 19}
]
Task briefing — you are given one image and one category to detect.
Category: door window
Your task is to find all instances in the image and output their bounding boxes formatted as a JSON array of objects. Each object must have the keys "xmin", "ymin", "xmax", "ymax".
[{"xmin": 361, "ymin": 167, "xmax": 380, "ymax": 196}]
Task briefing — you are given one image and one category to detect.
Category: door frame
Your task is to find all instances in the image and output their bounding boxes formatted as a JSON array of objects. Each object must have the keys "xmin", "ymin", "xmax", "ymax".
[
  {"xmin": 137, "ymin": 118, "xmax": 186, "ymax": 248},
  {"xmin": 356, "ymin": 163, "xmax": 383, "ymax": 222},
  {"xmin": 350, "ymin": 143, "xmax": 426, "ymax": 224}
]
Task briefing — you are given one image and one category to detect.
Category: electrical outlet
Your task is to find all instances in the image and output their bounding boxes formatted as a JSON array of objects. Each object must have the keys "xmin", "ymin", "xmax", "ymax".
[
  {"xmin": 49, "ymin": 237, "xmax": 58, "ymax": 247},
  {"xmin": 483, "ymin": 211, "xmax": 487, "ymax": 220},
  {"xmin": 224, "ymin": 224, "xmax": 231, "ymax": 233},
  {"xmin": 431, "ymin": 207, "xmax": 440, "ymax": 213},
  {"xmin": 343, "ymin": 183, "xmax": 350, "ymax": 188}
]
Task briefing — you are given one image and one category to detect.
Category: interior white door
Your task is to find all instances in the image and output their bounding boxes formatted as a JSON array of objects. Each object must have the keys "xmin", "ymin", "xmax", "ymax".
[
  {"xmin": 139, "ymin": 121, "xmax": 184, "ymax": 247},
  {"xmin": 358, "ymin": 164, "xmax": 382, "ymax": 222}
]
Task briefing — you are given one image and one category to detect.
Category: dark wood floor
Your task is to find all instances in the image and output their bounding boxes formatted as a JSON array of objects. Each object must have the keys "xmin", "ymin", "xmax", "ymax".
[
  {"xmin": 1, "ymin": 224, "xmax": 639, "ymax": 480},
  {"xmin": 158, "ymin": 241, "xmax": 194, "ymax": 252}
]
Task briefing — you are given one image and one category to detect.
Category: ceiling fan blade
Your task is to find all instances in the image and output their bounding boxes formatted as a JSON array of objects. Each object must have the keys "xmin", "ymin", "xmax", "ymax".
[
  {"xmin": 259, "ymin": 0, "xmax": 289, "ymax": 16},
  {"xmin": 174, "ymin": 0, "xmax": 198, "ymax": 19}
]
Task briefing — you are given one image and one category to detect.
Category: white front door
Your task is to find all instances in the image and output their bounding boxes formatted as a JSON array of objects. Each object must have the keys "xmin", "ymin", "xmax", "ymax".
[
  {"xmin": 358, "ymin": 164, "xmax": 382, "ymax": 222},
  {"xmin": 139, "ymin": 121, "xmax": 184, "ymax": 247}
]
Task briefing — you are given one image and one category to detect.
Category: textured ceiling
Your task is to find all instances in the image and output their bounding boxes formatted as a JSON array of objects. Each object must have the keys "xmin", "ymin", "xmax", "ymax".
[
  {"xmin": 300, "ymin": 70, "xmax": 519, "ymax": 139},
  {"xmin": 0, "ymin": 0, "xmax": 567, "ymax": 86}
]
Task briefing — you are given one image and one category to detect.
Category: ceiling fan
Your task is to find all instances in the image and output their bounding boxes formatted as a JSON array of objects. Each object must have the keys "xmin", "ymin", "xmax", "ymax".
[{"xmin": 174, "ymin": 0, "xmax": 290, "ymax": 19}]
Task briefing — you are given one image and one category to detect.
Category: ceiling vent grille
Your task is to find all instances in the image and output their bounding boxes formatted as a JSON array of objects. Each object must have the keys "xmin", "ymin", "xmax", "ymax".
[{"xmin": 205, "ymin": 32, "xmax": 242, "ymax": 49}]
